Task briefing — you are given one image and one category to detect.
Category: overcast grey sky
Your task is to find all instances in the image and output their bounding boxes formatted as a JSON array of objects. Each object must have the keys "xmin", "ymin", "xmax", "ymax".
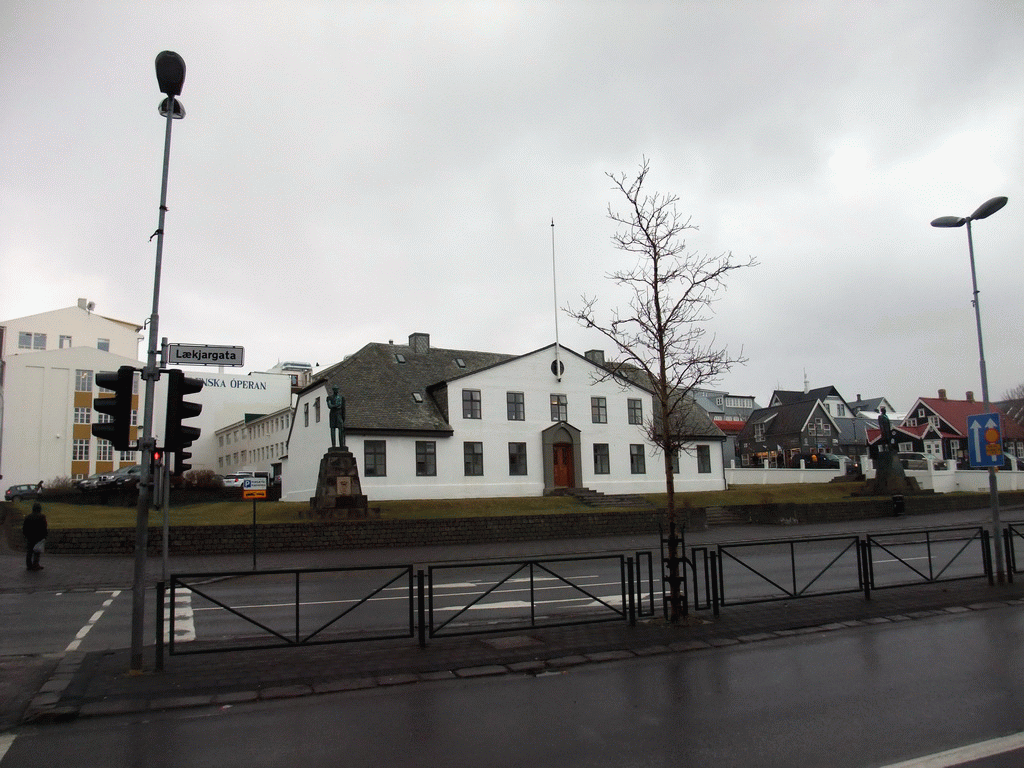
[{"xmin": 3, "ymin": 0, "xmax": 1022, "ymax": 413}]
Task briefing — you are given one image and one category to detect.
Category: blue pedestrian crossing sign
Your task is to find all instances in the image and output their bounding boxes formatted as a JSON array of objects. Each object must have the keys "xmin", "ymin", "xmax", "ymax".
[{"xmin": 967, "ymin": 412, "xmax": 1003, "ymax": 468}]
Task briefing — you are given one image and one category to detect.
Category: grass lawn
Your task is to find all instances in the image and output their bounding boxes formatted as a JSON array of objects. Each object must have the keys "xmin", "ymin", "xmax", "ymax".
[{"xmin": 9, "ymin": 482, "xmax": 893, "ymax": 529}]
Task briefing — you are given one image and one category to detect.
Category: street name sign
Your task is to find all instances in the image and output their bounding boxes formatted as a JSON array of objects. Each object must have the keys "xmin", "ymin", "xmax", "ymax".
[
  {"xmin": 167, "ymin": 344, "xmax": 245, "ymax": 367},
  {"xmin": 967, "ymin": 412, "xmax": 1003, "ymax": 468}
]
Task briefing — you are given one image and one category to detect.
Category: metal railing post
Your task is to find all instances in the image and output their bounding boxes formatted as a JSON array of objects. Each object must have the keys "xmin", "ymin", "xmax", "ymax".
[
  {"xmin": 417, "ymin": 570, "xmax": 426, "ymax": 648},
  {"xmin": 1003, "ymin": 528, "xmax": 1014, "ymax": 583},
  {"xmin": 529, "ymin": 561, "xmax": 537, "ymax": 627},
  {"xmin": 983, "ymin": 529, "xmax": 994, "ymax": 586},
  {"xmin": 710, "ymin": 549, "xmax": 721, "ymax": 617},
  {"xmin": 155, "ymin": 581, "xmax": 165, "ymax": 671},
  {"xmin": 627, "ymin": 557, "xmax": 636, "ymax": 626},
  {"xmin": 859, "ymin": 540, "xmax": 871, "ymax": 601},
  {"xmin": 168, "ymin": 579, "xmax": 176, "ymax": 656},
  {"xmin": 295, "ymin": 572, "xmax": 301, "ymax": 643}
]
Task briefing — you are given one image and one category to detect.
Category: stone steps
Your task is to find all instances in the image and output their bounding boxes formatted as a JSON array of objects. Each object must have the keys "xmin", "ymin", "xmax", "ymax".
[
  {"xmin": 704, "ymin": 506, "xmax": 750, "ymax": 526},
  {"xmin": 562, "ymin": 488, "xmax": 655, "ymax": 509}
]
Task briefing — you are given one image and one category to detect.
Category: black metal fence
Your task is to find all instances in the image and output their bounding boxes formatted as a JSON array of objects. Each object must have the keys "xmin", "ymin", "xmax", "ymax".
[
  {"xmin": 664, "ymin": 524, "xmax": 995, "ymax": 616},
  {"xmin": 716, "ymin": 534, "xmax": 864, "ymax": 607},
  {"xmin": 1004, "ymin": 522, "xmax": 1024, "ymax": 580},
  {"xmin": 154, "ymin": 521, "xmax": 1023, "ymax": 661},
  {"xmin": 157, "ymin": 551, "xmax": 653, "ymax": 660},
  {"xmin": 426, "ymin": 553, "xmax": 648, "ymax": 640},
  {"xmin": 865, "ymin": 526, "xmax": 991, "ymax": 590},
  {"xmin": 160, "ymin": 564, "xmax": 415, "ymax": 656}
]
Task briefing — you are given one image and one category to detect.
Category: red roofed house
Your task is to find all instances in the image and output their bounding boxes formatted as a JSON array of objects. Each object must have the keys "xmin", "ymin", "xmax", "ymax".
[{"xmin": 867, "ymin": 389, "xmax": 1024, "ymax": 467}]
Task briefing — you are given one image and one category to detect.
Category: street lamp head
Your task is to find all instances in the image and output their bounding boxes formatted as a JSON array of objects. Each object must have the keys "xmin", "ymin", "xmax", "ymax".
[
  {"xmin": 970, "ymin": 196, "xmax": 1008, "ymax": 221},
  {"xmin": 931, "ymin": 216, "xmax": 966, "ymax": 228},
  {"xmin": 155, "ymin": 51, "xmax": 186, "ymax": 96},
  {"xmin": 158, "ymin": 97, "xmax": 185, "ymax": 119}
]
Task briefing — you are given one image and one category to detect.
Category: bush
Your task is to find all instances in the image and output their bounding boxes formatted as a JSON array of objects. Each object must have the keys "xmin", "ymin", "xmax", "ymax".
[
  {"xmin": 42, "ymin": 476, "xmax": 76, "ymax": 493},
  {"xmin": 183, "ymin": 469, "xmax": 221, "ymax": 488}
]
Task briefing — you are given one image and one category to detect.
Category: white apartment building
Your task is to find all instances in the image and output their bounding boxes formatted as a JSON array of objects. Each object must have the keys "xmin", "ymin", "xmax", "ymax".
[
  {"xmin": 215, "ymin": 407, "xmax": 293, "ymax": 478},
  {"xmin": 1, "ymin": 301, "xmax": 145, "ymax": 485},
  {"xmin": 1, "ymin": 301, "xmax": 294, "ymax": 484}
]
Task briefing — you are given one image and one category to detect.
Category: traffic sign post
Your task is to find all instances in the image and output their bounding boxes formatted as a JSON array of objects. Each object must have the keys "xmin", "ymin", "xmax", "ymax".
[
  {"xmin": 244, "ymin": 477, "xmax": 268, "ymax": 569},
  {"xmin": 967, "ymin": 412, "xmax": 1003, "ymax": 468}
]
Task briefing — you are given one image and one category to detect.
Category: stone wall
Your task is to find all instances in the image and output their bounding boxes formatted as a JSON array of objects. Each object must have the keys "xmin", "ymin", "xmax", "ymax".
[
  {"xmin": 4, "ymin": 492, "xmax": 1020, "ymax": 555},
  {"xmin": 4, "ymin": 508, "xmax": 670, "ymax": 555}
]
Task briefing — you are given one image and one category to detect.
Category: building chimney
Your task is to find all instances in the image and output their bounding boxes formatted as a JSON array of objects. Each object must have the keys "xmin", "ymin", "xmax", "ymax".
[
  {"xmin": 585, "ymin": 350, "xmax": 606, "ymax": 365},
  {"xmin": 409, "ymin": 333, "xmax": 430, "ymax": 355},
  {"xmin": 966, "ymin": 391, "xmax": 975, "ymax": 403},
  {"xmin": 938, "ymin": 389, "xmax": 947, "ymax": 400}
]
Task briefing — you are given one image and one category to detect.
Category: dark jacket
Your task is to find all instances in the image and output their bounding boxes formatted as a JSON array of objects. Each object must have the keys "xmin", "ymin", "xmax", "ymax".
[{"xmin": 22, "ymin": 510, "xmax": 48, "ymax": 543}]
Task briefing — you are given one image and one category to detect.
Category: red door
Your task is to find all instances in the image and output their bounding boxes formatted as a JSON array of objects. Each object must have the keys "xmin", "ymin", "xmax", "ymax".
[{"xmin": 553, "ymin": 443, "xmax": 574, "ymax": 488}]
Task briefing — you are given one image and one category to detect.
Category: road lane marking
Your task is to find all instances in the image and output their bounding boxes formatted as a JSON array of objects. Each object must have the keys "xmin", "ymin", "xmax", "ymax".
[
  {"xmin": 188, "ymin": 579, "xmax": 628, "ymax": 612},
  {"xmin": 65, "ymin": 590, "xmax": 121, "ymax": 653},
  {"xmin": 879, "ymin": 730, "xmax": 1024, "ymax": 767},
  {"xmin": 0, "ymin": 733, "xmax": 16, "ymax": 762}
]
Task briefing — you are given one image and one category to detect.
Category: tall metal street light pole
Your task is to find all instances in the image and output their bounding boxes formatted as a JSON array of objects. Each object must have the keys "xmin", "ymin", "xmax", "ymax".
[
  {"xmin": 129, "ymin": 51, "xmax": 186, "ymax": 673},
  {"xmin": 931, "ymin": 195, "xmax": 1008, "ymax": 582}
]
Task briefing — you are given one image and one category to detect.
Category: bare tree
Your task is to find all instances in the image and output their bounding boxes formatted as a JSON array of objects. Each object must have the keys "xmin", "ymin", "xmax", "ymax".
[
  {"xmin": 1002, "ymin": 383, "xmax": 1024, "ymax": 401},
  {"xmin": 567, "ymin": 158, "xmax": 756, "ymax": 621}
]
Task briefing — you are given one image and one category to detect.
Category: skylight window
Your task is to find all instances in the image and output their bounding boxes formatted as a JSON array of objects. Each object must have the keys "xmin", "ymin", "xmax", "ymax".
[
  {"xmin": 395, "ymin": 353, "xmax": 406, "ymax": 364},
  {"xmin": 412, "ymin": 393, "xmax": 423, "ymax": 403},
  {"xmin": 455, "ymin": 358, "xmax": 466, "ymax": 368}
]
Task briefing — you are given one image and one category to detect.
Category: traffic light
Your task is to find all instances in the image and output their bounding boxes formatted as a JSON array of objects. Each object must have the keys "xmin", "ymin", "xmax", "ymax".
[
  {"xmin": 173, "ymin": 446, "xmax": 193, "ymax": 477},
  {"xmin": 92, "ymin": 366, "xmax": 136, "ymax": 451},
  {"xmin": 164, "ymin": 369, "xmax": 203, "ymax": 452}
]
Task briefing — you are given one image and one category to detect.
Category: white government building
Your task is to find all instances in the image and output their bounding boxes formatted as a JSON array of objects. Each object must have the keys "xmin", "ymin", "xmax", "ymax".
[{"xmin": 282, "ymin": 333, "xmax": 727, "ymax": 502}]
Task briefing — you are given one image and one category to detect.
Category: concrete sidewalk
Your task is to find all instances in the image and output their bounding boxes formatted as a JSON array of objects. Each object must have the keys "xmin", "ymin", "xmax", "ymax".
[{"xmin": 7, "ymin": 506, "xmax": 1024, "ymax": 726}]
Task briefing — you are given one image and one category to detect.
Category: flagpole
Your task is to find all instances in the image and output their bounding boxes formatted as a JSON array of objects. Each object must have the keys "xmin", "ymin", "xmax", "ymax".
[{"xmin": 551, "ymin": 218, "xmax": 562, "ymax": 381}]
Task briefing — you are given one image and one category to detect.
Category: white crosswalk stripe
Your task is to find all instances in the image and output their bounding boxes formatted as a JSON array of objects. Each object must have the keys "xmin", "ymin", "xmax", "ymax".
[{"xmin": 165, "ymin": 587, "xmax": 196, "ymax": 643}]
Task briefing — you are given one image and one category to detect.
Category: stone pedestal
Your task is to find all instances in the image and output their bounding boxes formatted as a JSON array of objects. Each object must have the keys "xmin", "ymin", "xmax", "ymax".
[
  {"xmin": 858, "ymin": 450, "xmax": 921, "ymax": 497},
  {"xmin": 310, "ymin": 448, "xmax": 369, "ymax": 518}
]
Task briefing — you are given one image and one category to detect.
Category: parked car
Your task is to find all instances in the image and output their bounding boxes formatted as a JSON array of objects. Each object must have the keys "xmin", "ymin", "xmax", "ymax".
[
  {"xmin": 74, "ymin": 472, "xmax": 106, "ymax": 491},
  {"xmin": 792, "ymin": 452, "xmax": 842, "ymax": 469},
  {"xmin": 5, "ymin": 483, "xmax": 41, "ymax": 502},
  {"xmin": 898, "ymin": 453, "xmax": 947, "ymax": 471},
  {"xmin": 221, "ymin": 473, "xmax": 251, "ymax": 488},
  {"xmin": 96, "ymin": 464, "xmax": 142, "ymax": 488}
]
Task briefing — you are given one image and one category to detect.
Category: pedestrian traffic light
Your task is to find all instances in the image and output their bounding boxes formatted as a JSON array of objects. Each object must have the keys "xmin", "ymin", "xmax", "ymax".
[
  {"xmin": 92, "ymin": 366, "xmax": 136, "ymax": 451},
  {"xmin": 164, "ymin": 369, "xmax": 203, "ymax": 452}
]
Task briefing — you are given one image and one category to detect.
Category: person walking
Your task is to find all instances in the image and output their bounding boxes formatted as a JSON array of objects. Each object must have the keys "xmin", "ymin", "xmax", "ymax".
[{"xmin": 23, "ymin": 502, "xmax": 47, "ymax": 571}]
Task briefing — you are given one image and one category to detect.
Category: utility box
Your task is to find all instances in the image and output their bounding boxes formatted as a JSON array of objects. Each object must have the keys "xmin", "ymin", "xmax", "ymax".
[{"xmin": 892, "ymin": 494, "xmax": 905, "ymax": 517}]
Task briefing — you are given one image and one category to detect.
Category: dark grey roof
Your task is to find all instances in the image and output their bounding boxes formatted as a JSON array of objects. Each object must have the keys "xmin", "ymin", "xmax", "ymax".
[
  {"xmin": 666, "ymin": 399, "xmax": 727, "ymax": 439},
  {"xmin": 771, "ymin": 386, "xmax": 844, "ymax": 407},
  {"xmin": 310, "ymin": 341, "xmax": 515, "ymax": 434},
  {"xmin": 848, "ymin": 396, "xmax": 893, "ymax": 414},
  {"xmin": 739, "ymin": 401, "xmax": 820, "ymax": 440}
]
